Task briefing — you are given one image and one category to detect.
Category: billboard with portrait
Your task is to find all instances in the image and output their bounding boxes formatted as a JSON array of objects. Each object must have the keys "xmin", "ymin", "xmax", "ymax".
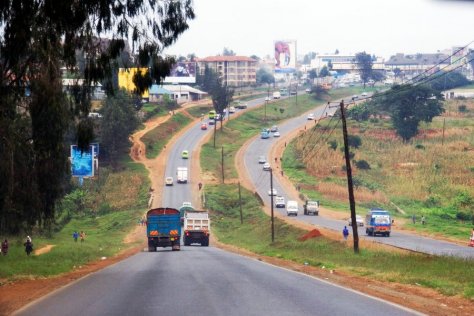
[
  {"xmin": 274, "ymin": 40, "xmax": 296, "ymax": 73},
  {"xmin": 70, "ymin": 145, "xmax": 94, "ymax": 177},
  {"xmin": 164, "ymin": 62, "xmax": 197, "ymax": 83}
]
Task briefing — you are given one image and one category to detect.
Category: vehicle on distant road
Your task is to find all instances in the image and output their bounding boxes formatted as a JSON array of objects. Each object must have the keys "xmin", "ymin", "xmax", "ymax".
[
  {"xmin": 263, "ymin": 162, "xmax": 271, "ymax": 171},
  {"xmin": 181, "ymin": 150, "xmax": 189, "ymax": 159},
  {"xmin": 275, "ymin": 196, "xmax": 285, "ymax": 208},
  {"xmin": 264, "ymin": 96, "xmax": 271, "ymax": 101},
  {"xmin": 352, "ymin": 95, "xmax": 359, "ymax": 100},
  {"xmin": 361, "ymin": 92, "xmax": 368, "ymax": 97},
  {"xmin": 165, "ymin": 177, "xmax": 174, "ymax": 186},
  {"xmin": 286, "ymin": 200, "xmax": 298, "ymax": 216},
  {"xmin": 235, "ymin": 102, "xmax": 248, "ymax": 109},
  {"xmin": 307, "ymin": 113, "xmax": 315, "ymax": 120},
  {"xmin": 273, "ymin": 131, "xmax": 280, "ymax": 137},
  {"xmin": 208, "ymin": 110, "xmax": 216, "ymax": 119},
  {"xmin": 270, "ymin": 125, "xmax": 278, "ymax": 132},
  {"xmin": 183, "ymin": 210, "xmax": 210, "ymax": 246},
  {"xmin": 201, "ymin": 123, "xmax": 207, "ymax": 130},
  {"xmin": 273, "ymin": 91, "xmax": 281, "ymax": 99},
  {"xmin": 365, "ymin": 208, "xmax": 391, "ymax": 237},
  {"xmin": 261, "ymin": 129, "xmax": 270, "ymax": 139},
  {"xmin": 146, "ymin": 207, "xmax": 181, "ymax": 251},
  {"xmin": 208, "ymin": 119, "xmax": 215, "ymax": 125},
  {"xmin": 176, "ymin": 167, "xmax": 188, "ymax": 183},
  {"xmin": 348, "ymin": 214, "xmax": 364, "ymax": 226},
  {"xmin": 303, "ymin": 200, "xmax": 319, "ymax": 215},
  {"xmin": 229, "ymin": 106, "xmax": 236, "ymax": 113},
  {"xmin": 268, "ymin": 188, "xmax": 277, "ymax": 196},
  {"xmin": 258, "ymin": 156, "xmax": 266, "ymax": 164}
]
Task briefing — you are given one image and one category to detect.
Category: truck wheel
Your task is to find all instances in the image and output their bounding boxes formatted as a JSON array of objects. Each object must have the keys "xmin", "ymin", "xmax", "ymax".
[
  {"xmin": 148, "ymin": 246, "xmax": 156, "ymax": 252},
  {"xmin": 386, "ymin": 232, "xmax": 390, "ymax": 237}
]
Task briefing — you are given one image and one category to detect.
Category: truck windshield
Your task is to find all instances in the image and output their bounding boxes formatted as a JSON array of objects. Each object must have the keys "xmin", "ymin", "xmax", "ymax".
[{"xmin": 374, "ymin": 215, "xmax": 390, "ymax": 224}]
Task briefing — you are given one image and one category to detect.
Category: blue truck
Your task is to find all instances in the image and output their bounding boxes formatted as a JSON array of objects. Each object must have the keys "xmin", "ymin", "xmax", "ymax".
[
  {"xmin": 365, "ymin": 208, "xmax": 392, "ymax": 237},
  {"xmin": 146, "ymin": 207, "xmax": 181, "ymax": 251}
]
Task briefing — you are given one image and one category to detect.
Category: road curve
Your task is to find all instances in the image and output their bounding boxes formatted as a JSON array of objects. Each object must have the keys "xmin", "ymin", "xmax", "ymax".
[{"xmin": 242, "ymin": 96, "xmax": 474, "ymax": 259}]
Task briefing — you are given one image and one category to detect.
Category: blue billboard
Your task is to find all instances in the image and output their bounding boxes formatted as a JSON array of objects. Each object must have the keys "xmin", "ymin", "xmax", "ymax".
[{"xmin": 70, "ymin": 145, "xmax": 94, "ymax": 177}]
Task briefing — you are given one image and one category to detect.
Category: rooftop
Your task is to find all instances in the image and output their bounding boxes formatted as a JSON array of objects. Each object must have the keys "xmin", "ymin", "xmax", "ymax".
[{"xmin": 197, "ymin": 56, "xmax": 257, "ymax": 62}]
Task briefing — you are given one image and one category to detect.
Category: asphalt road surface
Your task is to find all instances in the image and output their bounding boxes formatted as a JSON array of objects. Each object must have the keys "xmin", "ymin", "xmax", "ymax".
[
  {"xmin": 242, "ymin": 96, "xmax": 474, "ymax": 259},
  {"xmin": 16, "ymin": 247, "xmax": 419, "ymax": 316}
]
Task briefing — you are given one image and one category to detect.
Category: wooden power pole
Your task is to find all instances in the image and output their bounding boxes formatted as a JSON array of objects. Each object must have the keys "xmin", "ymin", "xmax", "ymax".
[{"xmin": 339, "ymin": 100, "xmax": 359, "ymax": 253}]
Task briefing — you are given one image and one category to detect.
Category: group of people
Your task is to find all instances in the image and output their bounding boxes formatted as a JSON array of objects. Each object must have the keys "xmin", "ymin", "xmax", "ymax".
[
  {"xmin": 411, "ymin": 215, "xmax": 426, "ymax": 225},
  {"xmin": 72, "ymin": 231, "xmax": 86, "ymax": 242}
]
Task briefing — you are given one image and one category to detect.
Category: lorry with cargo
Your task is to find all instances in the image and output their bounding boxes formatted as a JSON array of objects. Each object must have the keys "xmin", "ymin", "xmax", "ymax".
[
  {"xmin": 365, "ymin": 208, "xmax": 392, "ymax": 237},
  {"xmin": 146, "ymin": 207, "xmax": 181, "ymax": 251},
  {"xmin": 177, "ymin": 167, "xmax": 188, "ymax": 183},
  {"xmin": 303, "ymin": 200, "xmax": 319, "ymax": 215},
  {"xmin": 183, "ymin": 211, "xmax": 210, "ymax": 246}
]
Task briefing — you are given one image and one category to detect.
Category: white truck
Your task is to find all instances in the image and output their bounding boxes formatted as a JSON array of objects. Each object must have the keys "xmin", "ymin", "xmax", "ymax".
[
  {"xmin": 273, "ymin": 91, "xmax": 281, "ymax": 99},
  {"xmin": 286, "ymin": 200, "xmax": 298, "ymax": 216},
  {"xmin": 303, "ymin": 200, "xmax": 319, "ymax": 216},
  {"xmin": 183, "ymin": 211, "xmax": 210, "ymax": 246},
  {"xmin": 176, "ymin": 167, "xmax": 188, "ymax": 183}
]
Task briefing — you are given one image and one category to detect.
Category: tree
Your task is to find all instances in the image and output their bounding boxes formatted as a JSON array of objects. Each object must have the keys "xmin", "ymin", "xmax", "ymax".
[
  {"xmin": 371, "ymin": 70, "xmax": 385, "ymax": 83},
  {"xmin": 0, "ymin": 1, "xmax": 194, "ymax": 234},
  {"xmin": 198, "ymin": 66, "xmax": 220, "ymax": 93},
  {"xmin": 335, "ymin": 49, "xmax": 340, "ymax": 55},
  {"xmin": 256, "ymin": 68, "xmax": 275, "ymax": 85},
  {"xmin": 319, "ymin": 66, "xmax": 330, "ymax": 77},
  {"xmin": 250, "ymin": 55, "xmax": 261, "ymax": 61},
  {"xmin": 393, "ymin": 68, "xmax": 402, "ymax": 80},
  {"xmin": 100, "ymin": 91, "xmax": 139, "ymax": 169},
  {"xmin": 355, "ymin": 52, "xmax": 374, "ymax": 88},
  {"xmin": 223, "ymin": 47, "xmax": 236, "ymax": 56},
  {"xmin": 378, "ymin": 85, "xmax": 445, "ymax": 141},
  {"xmin": 308, "ymin": 69, "xmax": 318, "ymax": 81},
  {"xmin": 327, "ymin": 60, "xmax": 333, "ymax": 71},
  {"xmin": 303, "ymin": 52, "xmax": 316, "ymax": 64},
  {"xmin": 428, "ymin": 72, "xmax": 469, "ymax": 91}
]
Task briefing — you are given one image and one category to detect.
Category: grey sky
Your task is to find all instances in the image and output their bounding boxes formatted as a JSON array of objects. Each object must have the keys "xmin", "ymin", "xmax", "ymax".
[{"xmin": 165, "ymin": 0, "xmax": 474, "ymax": 59}]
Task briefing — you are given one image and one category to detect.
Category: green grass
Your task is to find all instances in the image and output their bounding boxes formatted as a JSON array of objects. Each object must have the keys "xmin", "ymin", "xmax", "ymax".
[
  {"xmin": 186, "ymin": 105, "xmax": 213, "ymax": 118},
  {"xmin": 0, "ymin": 209, "xmax": 143, "ymax": 280},
  {"xmin": 205, "ymin": 183, "xmax": 474, "ymax": 299},
  {"xmin": 141, "ymin": 113, "xmax": 192, "ymax": 159}
]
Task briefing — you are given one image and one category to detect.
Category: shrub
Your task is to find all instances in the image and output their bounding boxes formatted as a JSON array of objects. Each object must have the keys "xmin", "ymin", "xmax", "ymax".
[
  {"xmin": 328, "ymin": 140, "xmax": 338, "ymax": 150},
  {"xmin": 415, "ymin": 143, "xmax": 425, "ymax": 150},
  {"xmin": 456, "ymin": 211, "xmax": 472, "ymax": 221},
  {"xmin": 458, "ymin": 104, "xmax": 467, "ymax": 112},
  {"xmin": 348, "ymin": 135, "xmax": 362, "ymax": 148},
  {"xmin": 424, "ymin": 195, "xmax": 441, "ymax": 208},
  {"xmin": 355, "ymin": 160, "xmax": 371, "ymax": 170}
]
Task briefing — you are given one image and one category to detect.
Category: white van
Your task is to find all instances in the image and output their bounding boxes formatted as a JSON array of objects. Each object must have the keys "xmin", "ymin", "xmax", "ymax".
[{"xmin": 286, "ymin": 200, "xmax": 298, "ymax": 216}]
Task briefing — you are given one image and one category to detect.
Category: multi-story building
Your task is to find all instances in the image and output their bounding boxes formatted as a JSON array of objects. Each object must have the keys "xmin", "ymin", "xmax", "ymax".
[
  {"xmin": 310, "ymin": 54, "xmax": 385, "ymax": 73},
  {"xmin": 197, "ymin": 56, "xmax": 257, "ymax": 87},
  {"xmin": 385, "ymin": 53, "xmax": 450, "ymax": 74}
]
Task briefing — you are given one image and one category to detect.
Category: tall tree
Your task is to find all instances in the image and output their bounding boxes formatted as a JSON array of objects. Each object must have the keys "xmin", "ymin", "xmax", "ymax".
[
  {"xmin": 211, "ymin": 80, "xmax": 234, "ymax": 130},
  {"xmin": 355, "ymin": 52, "xmax": 373, "ymax": 88},
  {"xmin": 223, "ymin": 47, "xmax": 236, "ymax": 56},
  {"xmin": 256, "ymin": 67, "xmax": 275, "ymax": 85},
  {"xmin": 0, "ymin": 1, "xmax": 194, "ymax": 234},
  {"xmin": 378, "ymin": 85, "xmax": 445, "ymax": 141},
  {"xmin": 319, "ymin": 66, "xmax": 330, "ymax": 77}
]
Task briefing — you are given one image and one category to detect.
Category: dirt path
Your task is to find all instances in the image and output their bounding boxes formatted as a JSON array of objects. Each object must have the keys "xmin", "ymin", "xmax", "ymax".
[{"xmin": 34, "ymin": 245, "xmax": 55, "ymax": 256}]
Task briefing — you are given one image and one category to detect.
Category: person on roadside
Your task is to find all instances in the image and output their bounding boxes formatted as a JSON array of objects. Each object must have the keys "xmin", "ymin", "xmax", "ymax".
[
  {"xmin": 73, "ymin": 231, "xmax": 79, "ymax": 242},
  {"xmin": 469, "ymin": 228, "xmax": 474, "ymax": 246},
  {"xmin": 412, "ymin": 214, "xmax": 416, "ymax": 224},
  {"xmin": 24, "ymin": 238, "xmax": 33, "ymax": 256},
  {"xmin": 1, "ymin": 239, "xmax": 8, "ymax": 255},
  {"xmin": 343, "ymin": 226, "xmax": 349, "ymax": 241},
  {"xmin": 421, "ymin": 216, "xmax": 426, "ymax": 225},
  {"xmin": 80, "ymin": 231, "xmax": 86, "ymax": 243},
  {"xmin": 198, "ymin": 182, "xmax": 202, "ymax": 190}
]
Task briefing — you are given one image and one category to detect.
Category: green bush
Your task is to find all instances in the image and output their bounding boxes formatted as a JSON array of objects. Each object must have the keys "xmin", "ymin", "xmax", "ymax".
[
  {"xmin": 458, "ymin": 104, "xmax": 467, "ymax": 112},
  {"xmin": 355, "ymin": 159, "xmax": 371, "ymax": 170},
  {"xmin": 455, "ymin": 211, "xmax": 472, "ymax": 221},
  {"xmin": 415, "ymin": 143, "xmax": 425, "ymax": 150}
]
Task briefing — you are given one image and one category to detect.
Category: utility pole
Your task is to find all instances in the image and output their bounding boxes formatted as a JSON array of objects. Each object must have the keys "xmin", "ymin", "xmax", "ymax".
[
  {"xmin": 221, "ymin": 146, "xmax": 224, "ymax": 183},
  {"xmin": 270, "ymin": 167, "xmax": 275, "ymax": 243},
  {"xmin": 340, "ymin": 100, "xmax": 359, "ymax": 253},
  {"xmin": 238, "ymin": 181, "xmax": 243, "ymax": 224}
]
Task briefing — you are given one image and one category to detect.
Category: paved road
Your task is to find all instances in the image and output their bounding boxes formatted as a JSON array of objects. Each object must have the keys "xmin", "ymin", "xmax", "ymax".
[
  {"xmin": 17, "ymin": 247, "xmax": 418, "ymax": 316},
  {"xmin": 242, "ymin": 96, "xmax": 474, "ymax": 259},
  {"xmin": 16, "ymin": 94, "xmax": 420, "ymax": 315}
]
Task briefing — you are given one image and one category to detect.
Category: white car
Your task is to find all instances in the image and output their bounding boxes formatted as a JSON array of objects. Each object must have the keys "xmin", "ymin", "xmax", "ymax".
[
  {"xmin": 229, "ymin": 106, "xmax": 236, "ymax": 113},
  {"xmin": 181, "ymin": 201, "xmax": 193, "ymax": 208},
  {"xmin": 286, "ymin": 200, "xmax": 298, "ymax": 216},
  {"xmin": 275, "ymin": 196, "xmax": 285, "ymax": 208},
  {"xmin": 165, "ymin": 177, "xmax": 174, "ymax": 186},
  {"xmin": 307, "ymin": 113, "xmax": 315, "ymax": 120},
  {"xmin": 263, "ymin": 162, "xmax": 271, "ymax": 171},
  {"xmin": 268, "ymin": 188, "xmax": 277, "ymax": 196},
  {"xmin": 264, "ymin": 96, "xmax": 270, "ymax": 101},
  {"xmin": 273, "ymin": 131, "xmax": 281, "ymax": 137},
  {"xmin": 258, "ymin": 156, "xmax": 266, "ymax": 164},
  {"xmin": 348, "ymin": 214, "xmax": 364, "ymax": 226},
  {"xmin": 361, "ymin": 92, "xmax": 368, "ymax": 97},
  {"xmin": 352, "ymin": 95, "xmax": 359, "ymax": 100}
]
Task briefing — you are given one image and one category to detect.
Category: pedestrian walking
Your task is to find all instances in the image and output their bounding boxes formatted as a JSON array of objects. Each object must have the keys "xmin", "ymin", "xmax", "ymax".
[
  {"xmin": 24, "ymin": 238, "xmax": 33, "ymax": 256},
  {"xmin": 198, "ymin": 182, "xmax": 202, "ymax": 190},
  {"xmin": 1, "ymin": 239, "xmax": 8, "ymax": 255},
  {"xmin": 412, "ymin": 214, "xmax": 416, "ymax": 224},
  {"xmin": 421, "ymin": 216, "xmax": 426, "ymax": 225},
  {"xmin": 281, "ymin": 170, "xmax": 284, "ymax": 176},
  {"xmin": 73, "ymin": 231, "xmax": 79, "ymax": 242},
  {"xmin": 469, "ymin": 228, "xmax": 474, "ymax": 247},
  {"xmin": 80, "ymin": 231, "xmax": 86, "ymax": 243},
  {"xmin": 343, "ymin": 226, "xmax": 349, "ymax": 241}
]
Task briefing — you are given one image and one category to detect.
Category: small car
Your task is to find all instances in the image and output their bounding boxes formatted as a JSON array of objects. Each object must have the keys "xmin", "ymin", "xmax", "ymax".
[
  {"xmin": 229, "ymin": 106, "xmax": 236, "ymax": 113},
  {"xmin": 235, "ymin": 102, "xmax": 248, "ymax": 109},
  {"xmin": 261, "ymin": 131, "xmax": 270, "ymax": 139},
  {"xmin": 181, "ymin": 150, "xmax": 189, "ymax": 159},
  {"xmin": 165, "ymin": 177, "xmax": 174, "ymax": 186},
  {"xmin": 361, "ymin": 92, "xmax": 368, "ymax": 97},
  {"xmin": 307, "ymin": 113, "xmax": 315, "ymax": 120},
  {"xmin": 264, "ymin": 96, "xmax": 270, "ymax": 101},
  {"xmin": 258, "ymin": 156, "xmax": 266, "ymax": 164},
  {"xmin": 352, "ymin": 95, "xmax": 359, "ymax": 100},
  {"xmin": 268, "ymin": 188, "xmax": 277, "ymax": 196},
  {"xmin": 200, "ymin": 123, "xmax": 207, "ymax": 130},
  {"xmin": 273, "ymin": 131, "xmax": 281, "ymax": 137},
  {"xmin": 348, "ymin": 214, "xmax": 364, "ymax": 227},
  {"xmin": 263, "ymin": 162, "xmax": 271, "ymax": 171},
  {"xmin": 270, "ymin": 125, "xmax": 278, "ymax": 132},
  {"xmin": 208, "ymin": 119, "xmax": 215, "ymax": 125},
  {"xmin": 275, "ymin": 196, "xmax": 285, "ymax": 208},
  {"xmin": 181, "ymin": 201, "xmax": 193, "ymax": 208}
]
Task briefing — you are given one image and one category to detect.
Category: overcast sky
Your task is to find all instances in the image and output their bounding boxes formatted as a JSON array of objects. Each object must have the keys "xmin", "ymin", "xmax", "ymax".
[{"xmin": 164, "ymin": 0, "xmax": 474, "ymax": 59}]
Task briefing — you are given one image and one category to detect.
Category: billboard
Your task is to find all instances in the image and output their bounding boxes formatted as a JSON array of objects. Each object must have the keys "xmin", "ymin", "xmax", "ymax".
[
  {"xmin": 70, "ymin": 145, "xmax": 95, "ymax": 177},
  {"xmin": 274, "ymin": 40, "xmax": 296, "ymax": 73},
  {"xmin": 164, "ymin": 62, "xmax": 197, "ymax": 84},
  {"xmin": 118, "ymin": 68, "xmax": 149, "ymax": 98}
]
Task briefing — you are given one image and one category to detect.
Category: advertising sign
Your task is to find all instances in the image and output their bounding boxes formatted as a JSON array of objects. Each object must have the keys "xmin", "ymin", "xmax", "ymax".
[
  {"xmin": 118, "ymin": 68, "xmax": 149, "ymax": 98},
  {"xmin": 70, "ymin": 145, "xmax": 94, "ymax": 177},
  {"xmin": 274, "ymin": 40, "xmax": 297, "ymax": 73},
  {"xmin": 164, "ymin": 62, "xmax": 197, "ymax": 84}
]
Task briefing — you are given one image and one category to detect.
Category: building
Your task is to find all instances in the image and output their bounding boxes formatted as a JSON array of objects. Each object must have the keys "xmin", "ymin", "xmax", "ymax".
[
  {"xmin": 385, "ymin": 53, "xmax": 450, "ymax": 74},
  {"xmin": 161, "ymin": 85, "xmax": 206, "ymax": 103},
  {"xmin": 197, "ymin": 56, "xmax": 257, "ymax": 87},
  {"xmin": 148, "ymin": 85, "xmax": 173, "ymax": 102},
  {"xmin": 310, "ymin": 54, "xmax": 385, "ymax": 73}
]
